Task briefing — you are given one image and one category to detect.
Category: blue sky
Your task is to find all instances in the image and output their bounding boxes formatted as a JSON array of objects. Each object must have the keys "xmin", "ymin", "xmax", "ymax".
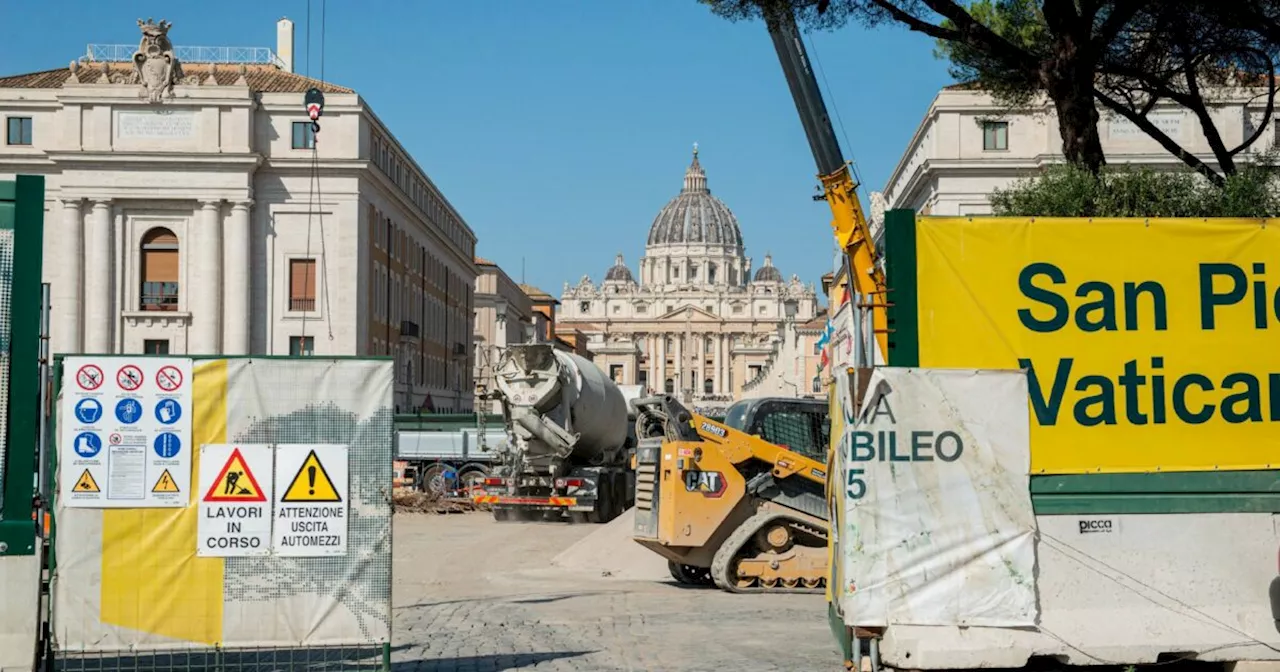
[{"xmin": 0, "ymin": 1, "xmax": 956, "ymax": 300}]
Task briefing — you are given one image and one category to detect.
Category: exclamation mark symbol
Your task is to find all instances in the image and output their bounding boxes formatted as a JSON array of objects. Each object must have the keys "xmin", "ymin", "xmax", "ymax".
[{"xmin": 308, "ymin": 466, "xmax": 316, "ymax": 495}]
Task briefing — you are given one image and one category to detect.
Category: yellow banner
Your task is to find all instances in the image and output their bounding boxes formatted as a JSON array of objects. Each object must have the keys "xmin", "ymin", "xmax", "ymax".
[{"xmin": 915, "ymin": 216, "xmax": 1279, "ymax": 474}]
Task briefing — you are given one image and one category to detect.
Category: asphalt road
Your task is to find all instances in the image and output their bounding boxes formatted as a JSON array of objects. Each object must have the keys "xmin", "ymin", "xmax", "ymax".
[{"xmin": 390, "ymin": 511, "xmax": 840, "ymax": 672}]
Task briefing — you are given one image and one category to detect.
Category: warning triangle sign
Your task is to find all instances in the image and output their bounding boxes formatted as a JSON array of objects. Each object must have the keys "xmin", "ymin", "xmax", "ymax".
[
  {"xmin": 152, "ymin": 469, "xmax": 180, "ymax": 493},
  {"xmin": 203, "ymin": 448, "xmax": 266, "ymax": 502},
  {"xmin": 73, "ymin": 469, "xmax": 100, "ymax": 493},
  {"xmin": 281, "ymin": 449, "xmax": 342, "ymax": 503}
]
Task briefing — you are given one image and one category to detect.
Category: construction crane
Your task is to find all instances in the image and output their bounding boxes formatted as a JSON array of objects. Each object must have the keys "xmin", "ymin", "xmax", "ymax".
[{"xmin": 765, "ymin": 4, "xmax": 888, "ymax": 359}]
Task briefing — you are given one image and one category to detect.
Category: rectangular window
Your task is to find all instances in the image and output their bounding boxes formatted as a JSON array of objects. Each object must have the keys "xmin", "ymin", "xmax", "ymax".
[
  {"xmin": 983, "ymin": 121, "xmax": 1008, "ymax": 151},
  {"xmin": 609, "ymin": 364, "xmax": 623, "ymax": 381},
  {"xmin": 143, "ymin": 339, "xmax": 170, "ymax": 355},
  {"xmin": 6, "ymin": 117, "xmax": 32, "ymax": 146},
  {"xmin": 291, "ymin": 121, "xmax": 315, "ymax": 149},
  {"xmin": 290, "ymin": 335, "xmax": 315, "ymax": 356},
  {"xmin": 289, "ymin": 258, "xmax": 317, "ymax": 311}
]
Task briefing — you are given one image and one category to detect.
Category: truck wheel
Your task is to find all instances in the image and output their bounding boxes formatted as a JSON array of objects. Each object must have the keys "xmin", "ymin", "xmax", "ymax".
[
  {"xmin": 608, "ymin": 473, "xmax": 624, "ymax": 521},
  {"xmin": 419, "ymin": 465, "xmax": 452, "ymax": 496},
  {"xmin": 587, "ymin": 477, "xmax": 610, "ymax": 524},
  {"xmin": 493, "ymin": 507, "xmax": 511, "ymax": 522}
]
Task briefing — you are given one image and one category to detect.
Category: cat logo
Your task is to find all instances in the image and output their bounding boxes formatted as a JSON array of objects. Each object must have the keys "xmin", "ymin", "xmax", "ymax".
[{"xmin": 683, "ymin": 470, "xmax": 727, "ymax": 498}]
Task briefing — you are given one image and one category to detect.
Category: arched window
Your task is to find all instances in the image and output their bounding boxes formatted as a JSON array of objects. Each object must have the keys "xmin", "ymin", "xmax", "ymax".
[
  {"xmin": 708, "ymin": 263, "xmax": 717, "ymax": 283},
  {"xmin": 140, "ymin": 227, "xmax": 179, "ymax": 311},
  {"xmin": 812, "ymin": 376, "xmax": 821, "ymax": 393},
  {"xmin": 665, "ymin": 378, "xmax": 674, "ymax": 394},
  {"xmin": 704, "ymin": 378, "xmax": 713, "ymax": 394}
]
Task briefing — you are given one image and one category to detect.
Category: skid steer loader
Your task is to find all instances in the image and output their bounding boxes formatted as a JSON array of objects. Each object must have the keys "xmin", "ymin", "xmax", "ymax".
[{"xmin": 630, "ymin": 394, "xmax": 832, "ymax": 594}]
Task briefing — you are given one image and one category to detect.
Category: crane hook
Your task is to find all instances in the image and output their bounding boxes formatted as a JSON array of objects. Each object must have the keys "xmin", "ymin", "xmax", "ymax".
[{"xmin": 305, "ymin": 87, "xmax": 325, "ymax": 136}]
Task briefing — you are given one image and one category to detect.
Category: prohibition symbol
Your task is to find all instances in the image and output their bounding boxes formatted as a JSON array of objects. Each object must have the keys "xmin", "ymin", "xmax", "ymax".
[
  {"xmin": 76, "ymin": 365, "xmax": 104, "ymax": 391},
  {"xmin": 109, "ymin": 433, "xmax": 123, "ymax": 445},
  {"xmin": 156, "ymin": 365, "xmax": 183, "ymax": 391},
  {"xmin": 117, "ymin": 365, "xmax": 144, "ymax": 391}
]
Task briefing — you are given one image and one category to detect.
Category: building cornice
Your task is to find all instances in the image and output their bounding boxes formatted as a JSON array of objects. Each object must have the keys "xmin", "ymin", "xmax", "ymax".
[
  {"xmin": 53, "ymin": 91, "xmax": 257, "ymax": 108},
  {"xmin": 47, "ymin": 151, "xmax": 264, "ymax": 169}
]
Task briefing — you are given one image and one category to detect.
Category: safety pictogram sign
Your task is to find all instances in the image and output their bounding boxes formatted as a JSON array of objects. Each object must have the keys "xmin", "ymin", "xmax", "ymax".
[
  {"xmin": 116, "ymin": 365, "xmax": 144, "ymax": 391},
  {"xmin": 281, "ymin": 449, "xmax": 342, "ymax": 502},
  {"xmin": 198, "ymin": 444, "xmax": 274, "ymax": 557},
  {"xmin": 204, "ymin": 447, "xmax": 267, "ymax": 502},
  {"xmin": 273, "ymin": 444, "xmax": 349, "ymax": 557},
  {"xmin": 152, "ymin": 469, "xmax": 180, "ymax": 493},
  {"xmin": 156, "ymin": 365, "xmax": 183, "ymax": 392},
  {"xmin": 60, "ymin": 356, "xmax": 194, "ymax": 509},
  {"xmin": 73, "ymin": 469, "xmax": 100, "ymax": 493},
  {"xmin": 76, "ymin": 364, "xmax": 104, "ymax": 391}
]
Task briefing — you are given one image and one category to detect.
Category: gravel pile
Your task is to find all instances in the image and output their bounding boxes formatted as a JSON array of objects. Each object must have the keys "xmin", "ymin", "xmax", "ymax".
[{"xmin": 550, "ymin": 507, "xmax": 670, "ymax": 581}]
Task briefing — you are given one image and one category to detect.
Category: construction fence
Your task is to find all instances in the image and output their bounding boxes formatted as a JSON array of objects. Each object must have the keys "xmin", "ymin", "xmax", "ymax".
[
  {"xmin": 49, "ymin": 355, "xmax": 395, "ymax": 670},
  {"xmin": 823, "ymin": 210, "xmax": 1280, "ymax": 669}
]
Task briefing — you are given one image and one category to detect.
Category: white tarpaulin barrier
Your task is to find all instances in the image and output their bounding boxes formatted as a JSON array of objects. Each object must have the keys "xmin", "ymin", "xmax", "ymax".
[
  {"xmin": 53, "ymin": 357, "xmax": 392, "ymax": 652},
  {"xmin": 838, "ymin": 367, "xmax": 1038, "ymax": 627}
]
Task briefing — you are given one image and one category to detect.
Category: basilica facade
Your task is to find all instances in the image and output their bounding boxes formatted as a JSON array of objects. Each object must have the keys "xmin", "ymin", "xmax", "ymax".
[{"xmin": 558, "ymin": 147, "xmax": 822, "ymax": 413}]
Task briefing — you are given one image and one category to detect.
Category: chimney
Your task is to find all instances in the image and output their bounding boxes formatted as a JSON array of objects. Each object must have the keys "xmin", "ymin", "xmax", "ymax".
[{"xmin": 276, "ymin": 18, "xmax": 295, "ymax": 73}]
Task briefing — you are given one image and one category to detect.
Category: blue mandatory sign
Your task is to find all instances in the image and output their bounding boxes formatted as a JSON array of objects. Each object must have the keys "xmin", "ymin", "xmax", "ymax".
[
  {"xmin": 115, "ymin": 398, "xmax": 143, "ymax": 425},
  {"xmin": 74, "ymin": 398, "xmax": 103, "ymax": 425},
  {"xmin": 154, "ymin": 398, "xmax": 182, "ymax": 425},
  {"xmin": 74, "ymin": 432, "xmax": 102, "ymax": 458},
  {"xmin": 154, "ymin": 432, "xmax": 182, "ymax": 459}
]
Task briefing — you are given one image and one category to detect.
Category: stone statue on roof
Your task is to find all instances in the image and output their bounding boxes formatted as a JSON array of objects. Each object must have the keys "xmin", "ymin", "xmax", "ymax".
[{"xmin": 133, "ymin": 18, "xmax": 184, "ymax": 103}]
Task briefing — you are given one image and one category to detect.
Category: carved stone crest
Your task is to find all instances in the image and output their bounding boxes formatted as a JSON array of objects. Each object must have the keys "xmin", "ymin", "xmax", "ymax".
[{"xmin": 132, "ymin": 18, "xmax": 183, "ymax": 103}]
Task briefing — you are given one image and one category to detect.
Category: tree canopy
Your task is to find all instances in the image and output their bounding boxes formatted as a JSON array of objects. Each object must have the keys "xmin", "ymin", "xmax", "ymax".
[
  {"xmin": 989, "ymin": 159, "xmax": 1280, "ymax": 217},
  {"xmin": 701, "ymin": 0, "xmax": 1280, "ymax": 186}
]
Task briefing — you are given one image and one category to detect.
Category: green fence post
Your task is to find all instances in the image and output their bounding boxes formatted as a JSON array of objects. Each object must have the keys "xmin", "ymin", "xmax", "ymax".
[
  {"xmin": 882, "ymin": 208, "xmax": 919, "ymax": 368},
  {"xmin": 0, "ymin": 174, "xmax": 46, "ymax": 556}
]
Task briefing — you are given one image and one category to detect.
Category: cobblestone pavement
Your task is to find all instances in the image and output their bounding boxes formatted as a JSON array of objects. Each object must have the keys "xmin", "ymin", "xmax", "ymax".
[{"xmin": 390, "ymin": 512, "xmax": 840, "ymax": 672}]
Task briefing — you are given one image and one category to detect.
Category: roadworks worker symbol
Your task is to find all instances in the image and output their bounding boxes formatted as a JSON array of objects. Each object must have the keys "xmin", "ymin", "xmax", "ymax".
[
  {"xmin": 73, "ymin": 469, "xmax": 100, "ymax": 493},
  {"xmin": 204, "ymin": 447, "xmax": 266, "ymax": 502},
  {"xmin": 152, "ymin": 469, "xmax": 180, "ymax": 493},
  {"xmin": 281, "ymin": 449, "xmax": 342, "ymax": 502}
]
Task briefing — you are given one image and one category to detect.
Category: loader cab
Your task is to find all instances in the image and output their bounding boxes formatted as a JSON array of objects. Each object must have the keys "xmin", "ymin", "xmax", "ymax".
[{"xmin": 722, "ymin": 398, "xmax": 831, "ymax": 461}]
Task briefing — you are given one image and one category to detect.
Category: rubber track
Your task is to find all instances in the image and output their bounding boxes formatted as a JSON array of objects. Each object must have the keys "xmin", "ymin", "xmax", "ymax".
[{"xmin": 710, "ymin": 509, "xmax": 827, "ymax": 595}]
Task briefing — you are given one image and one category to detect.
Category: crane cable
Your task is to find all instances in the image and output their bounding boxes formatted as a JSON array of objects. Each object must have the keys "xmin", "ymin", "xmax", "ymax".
[{"xmin": 300, "ymin": 0, "xmax": 334, "ymax": 347}]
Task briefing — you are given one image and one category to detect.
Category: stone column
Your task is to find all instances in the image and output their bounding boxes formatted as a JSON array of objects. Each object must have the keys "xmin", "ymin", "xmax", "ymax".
[
  {"xmin": 713, "ymin": 333, "xmax": 722, "ymax": 395},
  {"xmin": 695, "ymin": 335, "xmax": 704, "ymax": 396},
  {"xmin": 674, "ymin": 335, "xmax": 683, "ymax": 396},
  {"xmin": 56, "ymin": 199, "xmax": 84, "ymax": 355},
  {"xmin": 190, "ymin": 200, "xmax": 223, "ymax": 354},
  {"xmin": 84, "ymin": 200, "xmax": 113, "ymax": 354},
  {"xmin": 721, "ymin": 334, "xmax": 731, "ymax": 395},
  {"xmin": 656, "ymin": 333, "xmax": 666, "ymax": 392},
  {"xmin": 646, "ymin": 335, "xmax": 655, "ymax": 391},
  {"xmin": 222, "ymin": 200, "xmax": 252, "ymax": 354}
]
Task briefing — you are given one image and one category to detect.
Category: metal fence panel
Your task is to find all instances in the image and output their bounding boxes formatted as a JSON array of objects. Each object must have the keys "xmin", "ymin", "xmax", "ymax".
[{"xmin": 52, "ymin": 356, "xmax": 393, "ymax": 665}]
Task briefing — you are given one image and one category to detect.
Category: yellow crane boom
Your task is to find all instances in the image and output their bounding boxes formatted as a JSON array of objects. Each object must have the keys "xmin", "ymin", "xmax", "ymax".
[{"xmin": 764, "ymin": 7, "xmax": 889, "ymax": 358}]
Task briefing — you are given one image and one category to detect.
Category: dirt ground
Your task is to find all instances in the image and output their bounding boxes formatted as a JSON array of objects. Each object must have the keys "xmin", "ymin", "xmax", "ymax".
[{"xmin": 390, "ymin": 510, "xmax": 840, "ymax": 672}]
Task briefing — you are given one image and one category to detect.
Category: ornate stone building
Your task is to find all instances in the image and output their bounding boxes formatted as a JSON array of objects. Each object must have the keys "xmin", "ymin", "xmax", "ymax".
[
  {"xmin": 0, "ymin": 17, "xmax": 478, "ymax": 413},
  {"xmin": 558, "ymin": 147, "xmax": 821, "ymax": 412}
]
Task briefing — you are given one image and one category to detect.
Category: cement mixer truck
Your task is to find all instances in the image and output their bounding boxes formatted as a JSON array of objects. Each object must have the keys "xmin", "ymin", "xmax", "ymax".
[{"xmin": 472, "ymin": 343, "xmax": 636, "ymax": 523}]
